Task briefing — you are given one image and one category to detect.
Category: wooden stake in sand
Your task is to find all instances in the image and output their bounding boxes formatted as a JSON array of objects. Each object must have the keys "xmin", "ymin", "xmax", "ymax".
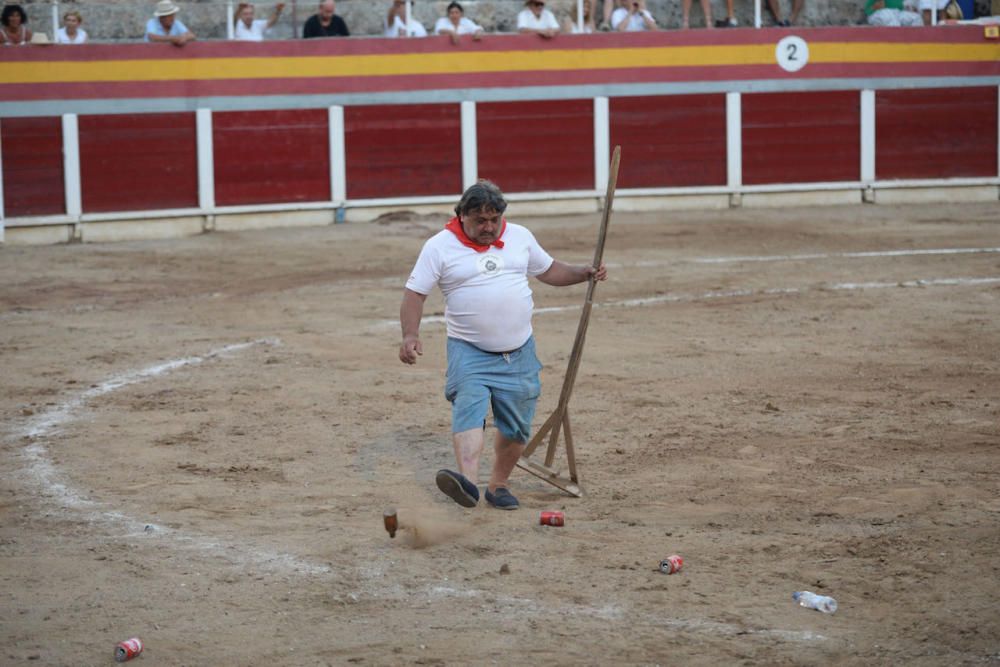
[{"xmin": 515, "ymin": 145, "xmax": 621, "ymax": 498}]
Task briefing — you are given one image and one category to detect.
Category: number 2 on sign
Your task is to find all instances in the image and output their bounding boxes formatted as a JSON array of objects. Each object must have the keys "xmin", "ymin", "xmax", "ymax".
[{"xmin": 776, "ymin": 36, "xmax": 809, "ymax": 73}]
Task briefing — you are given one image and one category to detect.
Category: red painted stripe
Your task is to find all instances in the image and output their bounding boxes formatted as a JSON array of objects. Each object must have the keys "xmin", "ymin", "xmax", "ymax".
[
  {"xmin": 3, "ymin": 61, "xmax": 996, "ymax": 104},
  {"xmin": 0, "ymin": 26, "xmax": 991, "ymax": 63}
]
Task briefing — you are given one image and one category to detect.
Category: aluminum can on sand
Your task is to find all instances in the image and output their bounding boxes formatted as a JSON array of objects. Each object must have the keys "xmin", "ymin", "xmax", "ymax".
[
  {"xmin": 659, "ymin": 554, "xmax": 683, "ymax": 574},
  {"xmin": 540, "ymin": 510, "xmax": 565, "ymax": 526},
  {"xmin": 115, "ymin": 637, "xmax": 143, "ymax": 662}
]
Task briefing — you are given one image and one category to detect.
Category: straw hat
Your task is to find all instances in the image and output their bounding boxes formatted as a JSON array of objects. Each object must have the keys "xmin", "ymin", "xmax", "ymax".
[{"xmin": 154, "ymin": 1, "xmax": 181, "ymax": 17}]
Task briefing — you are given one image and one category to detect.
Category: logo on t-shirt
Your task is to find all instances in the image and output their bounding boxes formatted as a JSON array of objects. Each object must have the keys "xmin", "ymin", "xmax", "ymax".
[{"xmin": 477, "ymin": 253, "xmax": 504, "ymax": 277}]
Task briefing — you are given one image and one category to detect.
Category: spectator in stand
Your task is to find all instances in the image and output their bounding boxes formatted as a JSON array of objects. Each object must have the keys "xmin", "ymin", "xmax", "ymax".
[
  {"xmin": 682, "ymin": 0, "xmax": 714, "ymax": 28},
  {"xmin": 233, "ymin": 3, "xmax": 285, "ymax": 41},
  {"xmin": 145, "ymin": 0, "xmax": 195, "ymax": 46},
  {"xmin": 434, "ymin": 2, "xmax": 483, "ymax": 44},
  {"xmin": 866, "ymin": 0, "xmax": 923, "ymax": 24},
  {"xmin": 385, "ymin": 0, "xmax": 427, "ymax": 37},
  {"xmin": 918, "ymin": 0, "xmax": 949, "ymax": 23},
  {"xmin": 303, "ymin": 0, "xmax": 349, "ymax": 38},
  {"xmin": 767, "ymin": 0, "xmax": 804, "ymax": 25},
  {"xmin": 517, "ymin": 0, "xmax": 559, "ymax": 39},
  {"xmin": 0, "ymin": 4, "xmax": 32, "ymax": 46},
  {"xmin": 56, "ymin": 10, "xmax": 88, "ymax": 44},
  {"xmin": 715, "ymin": 0, "xmax": 739, "ymax": 26},
  {"xmin": 563, "ymin": 0, "xmax": 597, "ymax": 32},
  {"xmin": 611, "ymin": 0, "xmax": 657, "ymax": 30}
]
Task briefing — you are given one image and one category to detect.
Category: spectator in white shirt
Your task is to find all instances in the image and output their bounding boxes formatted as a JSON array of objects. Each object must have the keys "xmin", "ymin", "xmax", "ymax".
[
  {"xmin": 611, "ymin": 0, "xmax": 657, "ymax": 30},
  {"xmin": 385, "ymin": 0, "xmax": 428, "ymax": 37},
  {"xmin": 517, "ymin": 0, "xmax": 559, "ymax": 39},
  {"xmin": 434, "ymin": 2, "xmax": 483, "ymax": 44},
  {"xmin": 232, "ymin": 3, "xmax": 285, "ymax": 41},
  {"xmin": 56, "ymin": 10, "xmax": 87, "ymax": 44},
  {"xmin": 563, "ymin": 0, "xmax": 597, "ymax": 33}
]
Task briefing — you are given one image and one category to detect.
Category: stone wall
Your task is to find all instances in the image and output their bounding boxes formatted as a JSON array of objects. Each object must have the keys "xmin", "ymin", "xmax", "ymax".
[{"xmin": 16, "ymin": 0, "xmax": 877, "ymax": 43}]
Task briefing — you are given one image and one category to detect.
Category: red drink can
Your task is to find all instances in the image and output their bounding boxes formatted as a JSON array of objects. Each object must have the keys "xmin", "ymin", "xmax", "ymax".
[
  {"xmin": 115, "ymin": 637, "xmax": 143, "ymax": 662},
  {"xmin": 659, "ymin": 554, "xmax": 683, "ymax": 574},
  {"xmin": 540, "ymin": 510, "xmax": 565, "ymax": 526}
]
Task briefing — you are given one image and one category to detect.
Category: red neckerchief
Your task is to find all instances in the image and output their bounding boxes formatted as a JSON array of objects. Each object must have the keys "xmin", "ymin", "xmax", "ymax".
[{"xmin": 445, "ymin": 216, "xmax": 506, "ymax": 253}]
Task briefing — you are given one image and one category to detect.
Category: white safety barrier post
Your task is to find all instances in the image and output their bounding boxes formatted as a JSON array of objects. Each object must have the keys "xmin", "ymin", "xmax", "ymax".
[
  {"xmin": 51, "ymin": 1, "xmax": 59, "ymax": 41},
  {"xmin": 594, "ymin": 96, "xmax": 610, "ymax": 193},
  {"xmin": 461, "ymin": 101, "xmax": 478, "ymax": 190},
  {"xmin": 196, "ymin": 108, "xmax": 215, "ymax": 215},
  {"xmin": 405, "ymin": 0, "xmax": 412, "ymax": 36},
  {"xmin": 754, "ymin": 0, "xmax": 762, "ymax": 28},
  {"xmin": 0, "ymin": 119, "xmax": 5, "ymax": 244},
  {"xmin": 62, "ymin": 114, "xmax": 82, "ymax": 234},
  {"xmin": 726, "ymin": 92, "xmax": 742, "ymax": 204},
  {"xmin": 226, "ymin": 1, "xmax": 235, "ymax": 40},
  {"xmin": 860, "ymin": 89, "xmax": 876, "ymax": 200},
  {"xmin": 329, "ymin": 105, "xmax": 346, "ymax": 208},
  {"xmin": 578, "ymin": 0, "xmax": 584, "ymax": 32}
]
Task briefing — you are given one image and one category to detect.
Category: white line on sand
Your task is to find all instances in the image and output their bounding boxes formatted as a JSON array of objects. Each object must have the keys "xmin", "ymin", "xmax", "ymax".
[
  {"xmin": 6, "ymin": 338, "xmax": 830, "ymax": 643},
  {"xmin": 378, "ymin": 275, "xmax": 1000, "ymax": 327},
  {"xmin": 622, "ymin": 246, "xmax": 1000, "ymax": 267}
]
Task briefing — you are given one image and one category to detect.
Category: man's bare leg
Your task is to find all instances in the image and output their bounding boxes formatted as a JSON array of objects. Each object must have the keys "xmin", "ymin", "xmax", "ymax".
[
  {"xmin": 488, "ymin": 431, "xmax": 526, "ymax": 493},
  {"xmin": 790, "ymin": 0, "xmax": 804, "ymax": 24},
  {"xmin": 452, "ymin": 427, "xmax": 485, "ymax": 482}
]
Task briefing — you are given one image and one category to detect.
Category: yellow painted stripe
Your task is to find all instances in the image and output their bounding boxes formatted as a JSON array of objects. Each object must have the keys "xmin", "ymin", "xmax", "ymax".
[{"xmin": 1, "ymin": 42, "xmax": 996, "ymax": 85}]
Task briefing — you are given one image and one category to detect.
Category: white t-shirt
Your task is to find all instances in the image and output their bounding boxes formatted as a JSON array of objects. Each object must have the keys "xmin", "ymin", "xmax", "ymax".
[
  {"xmin": 56, "ymin": 27, "xmax": 88, "ymax": 44},
  {"xmin": 517, "ymin": 8, "xmax": 560, "ymax": 31},
  {"xmin": 434, "ymin": 16, "xmax": 482, "ymax": 35},
  {"xmin": 234, "ymin": 18, "xmax": 269, "ymax": 41},
  {"xmin": 406, "ymin": 222, "xmax": 554, "ymax": 352},
  {"xmin": 611, "ymin": 8, "xmax": 655, "ymax": 31},
  {"xmin": 384, "ymin": 15, "xmax": 428, "ymax": 37}
]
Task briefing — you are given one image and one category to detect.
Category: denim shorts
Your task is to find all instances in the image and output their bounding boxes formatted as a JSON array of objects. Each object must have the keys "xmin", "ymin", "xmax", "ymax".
[{"xmin": 445, "ymin": 336, "xmax": 542, "ymax": 443}]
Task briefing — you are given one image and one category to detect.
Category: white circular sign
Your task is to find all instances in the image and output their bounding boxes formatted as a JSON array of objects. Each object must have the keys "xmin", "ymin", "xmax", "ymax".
[{"xmin": 775, "ymin": 36, "xmax": 809, "ymax": 73}]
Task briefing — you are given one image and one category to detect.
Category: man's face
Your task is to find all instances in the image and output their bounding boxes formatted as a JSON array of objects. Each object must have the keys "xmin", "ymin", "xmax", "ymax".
[
  {"xmin": 159, "ymin": 14, "xmax": 176, "ymax": 30},
  {"xmin": 461, "ymin": 208, "xmax": 502, "ymax": 245},
  {"xmin": 529, "ymin": 1, "xmax": 545, "ymax": 17},
  {"xmin": 318, "ymin": 0, "xmax": 335, "ymax": 20},
  {"xmin": 448, "ymin": 6, "xmax": 462, "ymax": 22},
  {"xmin": 239, "ymin": 6, "xmax": 255, "ymax": 23}
]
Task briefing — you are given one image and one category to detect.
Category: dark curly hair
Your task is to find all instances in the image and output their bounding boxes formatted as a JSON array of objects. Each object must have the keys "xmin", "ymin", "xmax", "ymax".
[{"xmin": 1, "ymin": 4, "xmax": 28, "ymax": 28}]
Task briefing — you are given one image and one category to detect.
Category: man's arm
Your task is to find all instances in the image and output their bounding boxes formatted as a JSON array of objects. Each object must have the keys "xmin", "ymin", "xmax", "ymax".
[
  {"xmin": 268, "ymin": 3, "xmax": 285, "ymax": 28},
  {"xmin": 536, "ymin": 260, "xmax": 608, "ymax": 286},
  {"xmin": 399, "ymin": 288, "xmax": 428, "ymax": 364}
]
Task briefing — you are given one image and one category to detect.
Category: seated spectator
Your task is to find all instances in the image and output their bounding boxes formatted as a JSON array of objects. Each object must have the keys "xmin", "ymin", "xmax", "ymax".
[
  {"xmin": 303, "ymin": 0, "xmax": 349, "ymax": 38},
  {"xmin": 918, "ymin": 0, "xmax": 949, "ymax": 23},
  {"xmin": 767, "ymin": 0, "xmax": 804, "ymax": 26},
  {"xmin": 517, "ymin": 0, "xmax": 559, "ymax": 38},
  {"xmin": 563, "ymin": 0, "xmax": 597, "ymax": 32},
  {"xmin": 683, "ymin": 0, "xmax": 714, "ymax": 28},
  {"xmin": 0, "ymin": 4, "xmax": 32, "ymax": 46},
  {"xmin": 233, "ymin": 3, "xmax": 285, "ymax": 41},
  {"xmin": 434, "ymin": 2, "xmax": 483, "ymax": 43},
  {"xmin": 611, "ymin": 0, "xmax": 657, "ymax": 30},
  {"xmin": 385, "ymin": 0, "xmax": 428, "ymax": 37},
  {"xmin": 866, "ymin": 0, "xmax": 923, "ymax": 24},
  {"xmin": 56, "ymin": 10, "xmax": 87, "ymax": 44},
  {"xmin": 145, "ymin": 0, "xmax": 196, "ymax": 46}
]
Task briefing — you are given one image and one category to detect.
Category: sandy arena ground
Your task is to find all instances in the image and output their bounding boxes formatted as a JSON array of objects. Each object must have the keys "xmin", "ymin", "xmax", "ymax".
[{"xmin": 1, "ymin": 201, "xmax": 999, "ymax": 666}]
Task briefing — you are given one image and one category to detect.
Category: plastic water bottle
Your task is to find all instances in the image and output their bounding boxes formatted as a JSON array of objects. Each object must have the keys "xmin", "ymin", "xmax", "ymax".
[{"xmin": 792, "ymin": 591, "xmax": 838, "ymax": 613}]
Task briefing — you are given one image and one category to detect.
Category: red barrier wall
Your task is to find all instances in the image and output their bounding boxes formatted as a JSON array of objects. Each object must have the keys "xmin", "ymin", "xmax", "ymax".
[
  {"xmin": 79, "ymin": 113, "xmax": 198, "ymax": 213},
  {"xmin": 345, "ymin": 104, "xmax": 462, "ymax": 200},
  {"xmin": 876, "ymin": 87, "xmax": 999, "ymax": 180},
  {"xmin": 477, "ymin": 100, "xmax": 594, "ymax": 193},
  {"xmin": 610, "ymin": 95, "xmax": 727, "ymax": 189},
  {"xmin": 743, "ymin": 91, "xmax": 861, "ymax": 185},
  {"xmin": 214, "ymin": 109, "xmax": 330, "ymax": 207},
  {"xmin": 1, "ymin": 117, "xmax": 64, "ymax": 217}
]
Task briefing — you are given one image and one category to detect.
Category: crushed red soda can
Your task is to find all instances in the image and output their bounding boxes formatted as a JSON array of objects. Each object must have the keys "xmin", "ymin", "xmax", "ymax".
[
  {"xmin": 659, "ymin": 554, "xmax": 683, "ymax": 574},
  {"xmin": 115, "ymin": 637, "xmax": 143, "ymax": 662},
  {"xmin": 540, "ymin": 510, "xmax": 565, "ymax": 526}
]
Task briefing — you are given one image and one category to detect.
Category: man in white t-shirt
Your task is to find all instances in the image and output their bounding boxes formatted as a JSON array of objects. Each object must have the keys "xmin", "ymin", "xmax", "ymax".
[
  {"xmin": 384, "ymin": 0, "xmax": 428, "ymax": 37},
  {"xmin": 232, "ymin": 2, "xmax": 285, "ymax": 42},
  {"xmin": 400, "ymin": 181, "xmax": 607, "ymax": 510},
  {"xmin": 611, "ymin": 0, "xmax": 657, "ymax": 31},
  {"xmin": 517, "ymin": 0, "xmax": 560, "ymax": 38}
]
